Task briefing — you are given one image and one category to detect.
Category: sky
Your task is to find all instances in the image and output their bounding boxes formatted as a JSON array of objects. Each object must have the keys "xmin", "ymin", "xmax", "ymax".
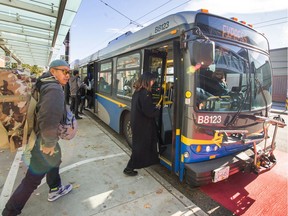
[{"xmin": 63, "ymin": 0, "xmax": 288, "ymax": 63}]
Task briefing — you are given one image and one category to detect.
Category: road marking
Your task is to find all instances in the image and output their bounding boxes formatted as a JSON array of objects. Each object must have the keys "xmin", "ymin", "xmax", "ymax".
[
  {"xmin": 0, "ymin": 149, "xmax": 23, "ymax": 212},
  {"xmin": 0, "ymin": 151, "xmax": 125, "ymax": 213},
  {"xmin": 39, "ymin": 152, "xmax": 125, "ymax": 186}
]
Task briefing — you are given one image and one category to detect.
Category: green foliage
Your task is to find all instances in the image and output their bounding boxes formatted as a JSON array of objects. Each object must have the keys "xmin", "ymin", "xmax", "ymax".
[
  {"xmin": 11, "ymin": 63, "xmax": 18, "ymax": 69},
  {"xmin": 21, "ymin": 64, "xmax": 44, "ymax": 77}
]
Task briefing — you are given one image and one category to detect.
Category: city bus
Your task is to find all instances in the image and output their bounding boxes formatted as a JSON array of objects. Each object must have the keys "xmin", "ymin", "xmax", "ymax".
[{"xmin": 76, "ymin": 9, "xmax": 286, "ymax": 186}]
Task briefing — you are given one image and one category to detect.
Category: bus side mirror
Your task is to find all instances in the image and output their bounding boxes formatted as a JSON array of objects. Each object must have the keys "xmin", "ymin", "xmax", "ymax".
[{"xmin": 190, "ymin": 39, "xmax": 215, "ymax": 67}]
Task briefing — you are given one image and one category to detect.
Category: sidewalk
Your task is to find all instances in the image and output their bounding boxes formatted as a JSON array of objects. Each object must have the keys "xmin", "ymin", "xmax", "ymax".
[
  {"xmin": 0, "ymin": 115, "xmax": 207, "ymax": 216},
  {"xmin": 271, "ymin": 102, "xmax": 287, "ymax": 115}
]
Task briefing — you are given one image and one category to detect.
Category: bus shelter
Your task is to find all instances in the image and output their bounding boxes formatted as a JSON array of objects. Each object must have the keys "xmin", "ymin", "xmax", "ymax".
[{"xmin": 0, "ymin": 0, "xmax": 82, "ymax": 67}]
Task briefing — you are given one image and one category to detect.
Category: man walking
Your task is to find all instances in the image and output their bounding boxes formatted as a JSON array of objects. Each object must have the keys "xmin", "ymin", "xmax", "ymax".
[{"xmin": 2, "ymin": 59, "xmax": 73, "ymax": 216}]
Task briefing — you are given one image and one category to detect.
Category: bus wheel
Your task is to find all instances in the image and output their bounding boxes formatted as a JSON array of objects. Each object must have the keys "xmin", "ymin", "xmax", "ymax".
[{"xmin": 123, "ymin": 113, "xmax": 132, "ymax": 147}]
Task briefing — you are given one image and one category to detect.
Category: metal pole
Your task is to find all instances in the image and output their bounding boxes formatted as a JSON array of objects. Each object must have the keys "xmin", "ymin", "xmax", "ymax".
[
  {"xmin": 64, "ymin": 30, "xmax": 70, "ymax": 63},
  {"xmin": 64, "ymin": 30, "xmax": 70, "ymax": 104}
]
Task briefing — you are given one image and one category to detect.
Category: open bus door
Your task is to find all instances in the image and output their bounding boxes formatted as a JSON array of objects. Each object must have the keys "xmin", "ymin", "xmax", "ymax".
[{"xmin": 143, "ymin": 49, "xmax": 175, "ymax": 170}]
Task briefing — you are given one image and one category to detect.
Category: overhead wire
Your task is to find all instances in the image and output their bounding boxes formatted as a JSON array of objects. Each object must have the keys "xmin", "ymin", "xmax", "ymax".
[
  {"xmin": 253, "ymin": 17, "xmax": 287, "ymax": 25},
  {"xmin": 99, "ymin": 0, "xmax": 143, "ymax": 27},
  {"xmin": 255, "ymin": 21, "xmax": 287, "ymax": 29},
  {"xmin": 142, "ymin": 0, "xmax": 191, "ymax": 25},
  {"xmin": 87, "ymin": 0, "xmax": 286, "ymax": 55},
  {"xmin": 88, "ymin": 0, "xmax": 190, "ymax": 54},
  {"xmin": 134, "ymin": 0, "xmax": 174, "ymax": 22},
  {"xmin": 101, "ymin": 0, "xmax": 176, "ymax": 43},
  {"xmin": 253, "ymin": 16, "xmax": 288, "ymax": 29}
]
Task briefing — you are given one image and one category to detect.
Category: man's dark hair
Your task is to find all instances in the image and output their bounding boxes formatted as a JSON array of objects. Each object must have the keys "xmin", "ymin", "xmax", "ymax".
[{"xmin": 73, "ymin": 70, "xmax": 79, "ymax": 76}]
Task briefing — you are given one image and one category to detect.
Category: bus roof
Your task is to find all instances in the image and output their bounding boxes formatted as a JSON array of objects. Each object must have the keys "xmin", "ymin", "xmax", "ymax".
[{"xmin": 78, "ymin": 10, "xmax": 268, "ymax": 67}]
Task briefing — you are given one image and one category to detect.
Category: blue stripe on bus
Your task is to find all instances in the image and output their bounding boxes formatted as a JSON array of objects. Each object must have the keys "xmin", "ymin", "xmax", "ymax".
[
  {"xmin": 180, "ymin": 142, "xmax": 253, "ymax": 163},
  {"xmin": 96, "ymin": 95, "xmax": 124, "ymax": 133}
]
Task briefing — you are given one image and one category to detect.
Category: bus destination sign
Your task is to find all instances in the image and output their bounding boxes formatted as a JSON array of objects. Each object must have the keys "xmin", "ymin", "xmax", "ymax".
[
  {"xmin": 222, "ymin": 24, "xmax": 248, "ymax": 43},
  {"xmin": 196, "ymin": 13, "xmax": 268, "ymax": 51}
]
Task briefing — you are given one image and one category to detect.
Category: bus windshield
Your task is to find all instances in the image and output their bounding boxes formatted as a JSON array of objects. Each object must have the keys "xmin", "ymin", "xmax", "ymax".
[{"xmin": 195, "ymin": 42, "xmax": 272, "ymax": 112}]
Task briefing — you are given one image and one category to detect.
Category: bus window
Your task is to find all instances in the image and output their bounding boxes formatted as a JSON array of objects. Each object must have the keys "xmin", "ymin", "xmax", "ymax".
[
  {"xmin": 116, "ymin": 53, "xmax": 141, "ymax": 98},
  {"xmin": 98, "ymin": 61, "xmax": 112, "ymax": 94},
  {"xmin": 196, "ymin": 43, "xmax": 250, "ymax": 111},
  {"xmin": 250, "ymin": 53, "xmax": 272, "ymax": 109}
]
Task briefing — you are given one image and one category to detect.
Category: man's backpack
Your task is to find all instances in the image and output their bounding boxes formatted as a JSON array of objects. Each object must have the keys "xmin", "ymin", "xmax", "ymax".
[{"xmin": 0, "ymin": 68, "xmax": 78, "ymax": 153}]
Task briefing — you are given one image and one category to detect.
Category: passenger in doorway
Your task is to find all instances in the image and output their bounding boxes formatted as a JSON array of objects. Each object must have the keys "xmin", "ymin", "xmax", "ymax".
[
  {"xmin": 78, "ymin": 76, "xmax": 91, "ymax": 114},
  {"xmin": 2, "ymin": 59, "xmax": 73, "ymax": 216},
  {"xmin": 211, "ymin": 70, "xmax": 229, "ymax": 96},
  {"xmin": 69, "ymin": 70, "xmax": 82, "ymax": 119},
  {"xmin": 123, "ymin": 72, "xmax": 160, "ymax": 176},
  {"xmin": 86, "ymin": 77, "xmax": 94, "ymax": 109}
]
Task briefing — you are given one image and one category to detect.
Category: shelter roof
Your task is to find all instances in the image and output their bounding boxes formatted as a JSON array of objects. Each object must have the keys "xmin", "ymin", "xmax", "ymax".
[{"xmin": 0, "ymin": 0, "xmax": 82, "ymax": 67}]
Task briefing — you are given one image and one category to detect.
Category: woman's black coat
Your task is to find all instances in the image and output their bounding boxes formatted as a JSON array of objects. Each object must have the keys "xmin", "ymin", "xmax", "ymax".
[{"xmin": 127, "ymin": 88, "xmax": 160, "ymax": 169}]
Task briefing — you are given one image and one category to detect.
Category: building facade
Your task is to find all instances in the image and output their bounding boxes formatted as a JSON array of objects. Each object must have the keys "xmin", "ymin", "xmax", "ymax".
[{"xmin": 270, "ymin": 47, "xmax": 288, "ymax": 102}]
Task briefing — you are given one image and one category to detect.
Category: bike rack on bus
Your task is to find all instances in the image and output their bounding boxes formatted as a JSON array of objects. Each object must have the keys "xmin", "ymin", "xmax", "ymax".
[
  {"xmin": 214, "ymin": 114, "xmax": 286, "ymax": 174},
  {"xmin": 252, "ymin": 115, "xmax": 286, "ymax": 174}
]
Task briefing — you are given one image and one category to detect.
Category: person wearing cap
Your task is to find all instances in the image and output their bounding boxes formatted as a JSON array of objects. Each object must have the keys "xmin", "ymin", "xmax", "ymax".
[
  {"xmin": 2, "ymin": 59, "xmax": 73, "ymax": 216},
  {"xmin": 123, "ymin": 72, "xmax": 160, "ymax": 176}
]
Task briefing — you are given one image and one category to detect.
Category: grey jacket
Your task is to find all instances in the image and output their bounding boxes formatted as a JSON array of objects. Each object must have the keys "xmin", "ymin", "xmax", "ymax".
[
  {"xmin": 35, "ymin": 72, "xmax": 65, "ymax": 148},
  {"xmin": 69, "ymin": 76, "xmax": 81, "ymax": 96}
]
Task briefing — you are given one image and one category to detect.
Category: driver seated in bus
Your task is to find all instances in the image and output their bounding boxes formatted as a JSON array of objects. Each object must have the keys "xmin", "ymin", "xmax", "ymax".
[{"xmin": 210, "ymin": 70, "xmax": 229, "ymax": 96}]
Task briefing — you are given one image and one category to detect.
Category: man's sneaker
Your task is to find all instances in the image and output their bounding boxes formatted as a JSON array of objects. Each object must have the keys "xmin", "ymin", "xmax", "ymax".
[{"xmin": 48, "ymin": 184, "xmax": 72, "ymax": 202}]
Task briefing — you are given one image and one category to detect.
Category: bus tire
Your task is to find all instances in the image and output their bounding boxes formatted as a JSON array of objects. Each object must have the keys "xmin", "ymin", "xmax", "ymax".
[{"xmin": 123, "ymin": 112, "xmax": 132, "ymax": 147}]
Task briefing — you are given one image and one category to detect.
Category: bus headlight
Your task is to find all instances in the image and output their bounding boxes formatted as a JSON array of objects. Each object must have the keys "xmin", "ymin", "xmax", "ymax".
[
  {"xmin": 205, "ymin": 146, "xmax": 211, "ymax": 152},
  {"xmin": 183, "ymin": 152, "xmax": 190, "ymax": 158}
]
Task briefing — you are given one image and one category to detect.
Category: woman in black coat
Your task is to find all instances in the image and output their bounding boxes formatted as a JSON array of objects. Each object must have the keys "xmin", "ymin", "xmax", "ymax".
[{"xmin": 123, "ymin": 72, "xmax": 160, "ymax": 176}]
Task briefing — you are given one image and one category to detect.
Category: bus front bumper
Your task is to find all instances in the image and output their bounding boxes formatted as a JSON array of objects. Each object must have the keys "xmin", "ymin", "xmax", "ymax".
[{"xmin": 184, "ymin": 147, "xmax": 260, "ymax": 187}]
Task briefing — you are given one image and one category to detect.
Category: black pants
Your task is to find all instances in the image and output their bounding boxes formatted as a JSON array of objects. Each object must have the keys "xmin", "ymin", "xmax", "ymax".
[
  {"xmin": 86, "ymin": 90, "xmax": 93, "ymax": 109},
  {"xmin": 70, "ymin": 95, "xmax": 80, "ymax": 117},
  {"xmin": 79, "ymin": 96, "xmax": 86, "ymax": 113},
  {"xmin": 2, "ymin": 138, "xmax": 62, "ymax": 216}
]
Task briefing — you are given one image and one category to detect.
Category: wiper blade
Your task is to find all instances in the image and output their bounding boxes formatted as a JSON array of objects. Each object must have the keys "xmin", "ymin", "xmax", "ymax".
[
  {"xmin": 255, "ymin": 77, "xmax": 268, "ymax": 117},
  {"xmin": 225, "ymin": 80, "xmax": 251, "ymax": 126}
]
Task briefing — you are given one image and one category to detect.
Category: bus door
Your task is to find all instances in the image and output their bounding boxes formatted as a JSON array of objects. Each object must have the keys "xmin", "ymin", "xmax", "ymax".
[{"xmin": 143, "ymin": 49, "xmax": 174, "ymax": 169}]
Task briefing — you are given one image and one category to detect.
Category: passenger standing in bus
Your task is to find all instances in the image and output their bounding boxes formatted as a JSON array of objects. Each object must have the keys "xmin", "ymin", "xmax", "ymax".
[
  {"xmin": 79, "ymin": 76, "xmax": 91, "ymax": 114},
  {"xmin": 123, "ymin": 72, "xmax": 160, "ymax": 176},
  {"xmin": 69, "ymin": 70, "xmax": 82, "ymax": 119},
  {"xmin": 86, "ymin": 76, "xmax": 94, "ymax": 109}
]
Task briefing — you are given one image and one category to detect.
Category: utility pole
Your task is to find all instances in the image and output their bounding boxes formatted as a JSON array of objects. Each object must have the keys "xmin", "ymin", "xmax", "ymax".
[
  {"xmin": 64, "ymin": 30, "xmax": 70, "ymax": 104},
  {"xmin": 64, "ymin": 30, "xmax": 70, "ymax": 63}
]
